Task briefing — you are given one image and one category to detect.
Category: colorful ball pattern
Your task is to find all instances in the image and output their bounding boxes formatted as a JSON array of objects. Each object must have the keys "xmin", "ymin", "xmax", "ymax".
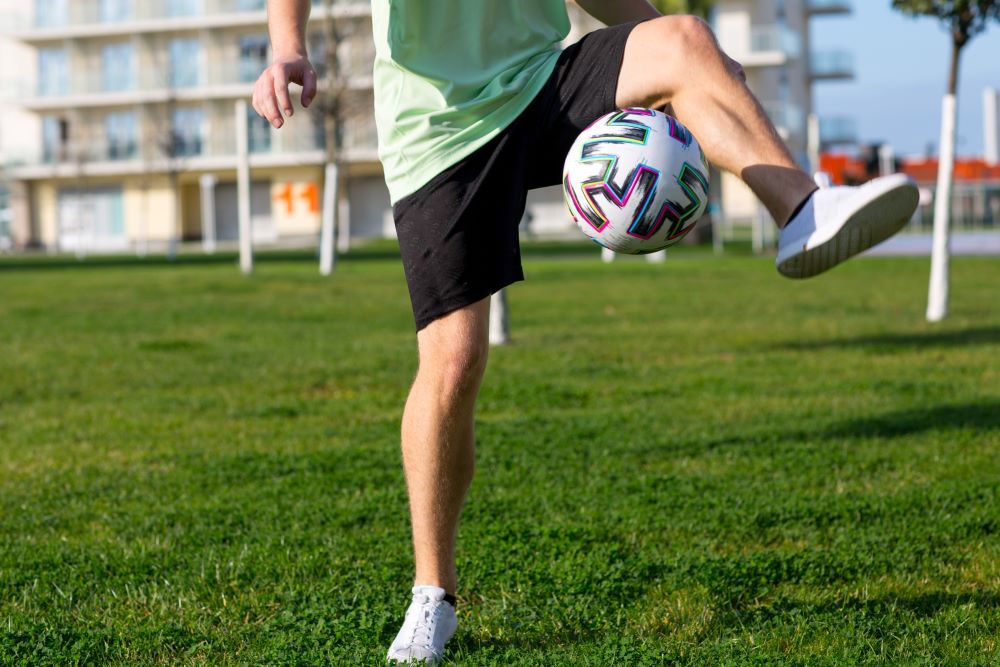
[{"xmin": 562, "ymin": 108, "xmax": 710, "ymax": 254}]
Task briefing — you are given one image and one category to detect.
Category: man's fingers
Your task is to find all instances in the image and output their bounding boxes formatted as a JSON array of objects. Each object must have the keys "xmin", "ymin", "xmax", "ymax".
[
  {"xmin": 301, "ymin": 67, "xmax": 318, "ymax": 108},
  {"xmin": 273, "ymin": 69, "xmax": 294, "ymax": 120},
  {"xmin": 256, "ymin": 77, "xmax": 284, "ymax": 128}
]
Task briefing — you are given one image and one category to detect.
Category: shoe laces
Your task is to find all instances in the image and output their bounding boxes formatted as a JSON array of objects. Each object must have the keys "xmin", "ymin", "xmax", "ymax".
[{"xmin": 408, "ymin": 593, "xmax": 443, "ymax": 649}]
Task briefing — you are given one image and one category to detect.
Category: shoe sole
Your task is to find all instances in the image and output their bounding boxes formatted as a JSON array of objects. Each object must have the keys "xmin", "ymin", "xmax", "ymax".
[{"xmin": 777, "ymin": 177, "xmax": 919, "ymax": 279}]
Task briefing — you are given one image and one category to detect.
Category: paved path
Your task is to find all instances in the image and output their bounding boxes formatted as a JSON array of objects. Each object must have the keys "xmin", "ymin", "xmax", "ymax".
[{"xmin": 866, "ymin": 232, "xmax": 1000, "ymax": 256}]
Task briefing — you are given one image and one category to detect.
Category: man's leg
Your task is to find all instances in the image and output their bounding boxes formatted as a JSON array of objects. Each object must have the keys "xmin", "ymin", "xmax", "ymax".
[
  {"xmin": 402, "ymin": 297, "xmax": 490, "ymax": 594},
  {"xmin": 387, "ymin": 297, "xmax": 490, "ymax": 663},
  {"xmin": 616, "ymin": 16, "xmax": 816, "ymax": 227},
  {"xmin": 615, "ymin": 15, "xmax": 918, "ymax": 277}
]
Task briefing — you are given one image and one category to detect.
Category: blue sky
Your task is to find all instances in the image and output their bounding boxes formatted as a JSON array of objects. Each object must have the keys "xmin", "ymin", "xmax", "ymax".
[{"xmin": 812, "ymin": 3, "xmax": 1000, "ymax": 158}]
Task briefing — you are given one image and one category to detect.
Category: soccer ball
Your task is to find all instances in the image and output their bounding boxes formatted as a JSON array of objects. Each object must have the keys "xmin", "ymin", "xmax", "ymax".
[{"xmin": 562, "ymin": 108, "xmax": 710, "ymax": 254}]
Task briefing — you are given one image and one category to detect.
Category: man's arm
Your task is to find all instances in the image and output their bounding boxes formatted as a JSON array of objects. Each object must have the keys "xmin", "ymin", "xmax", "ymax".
[
  {"xmin": 573, "ymin": 0, "xmax": 661, "ymax": 25},
  {"xmin": 252, "ymin": 0, "xmax": 317, "ymax": 129}
]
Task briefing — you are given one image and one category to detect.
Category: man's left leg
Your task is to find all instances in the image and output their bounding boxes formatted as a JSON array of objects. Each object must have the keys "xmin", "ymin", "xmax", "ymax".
[{"xmin": 616, "ymin": 16, "xmax": 918, "ymax": 277}]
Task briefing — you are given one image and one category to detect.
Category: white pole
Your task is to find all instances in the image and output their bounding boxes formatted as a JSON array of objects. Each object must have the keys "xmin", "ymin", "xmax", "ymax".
[
  {"xmin": 199, "ymin": 173, "xmax": 217, "ymax": 254},
  {"xmin": 752, "ymin": 203, "xmax": 765, "ymax": 254},
  {"xmin": 878, "ymin": 144, "xmax": 895, "ymax": 177},
  {"xmin": 985, "ymin": 88, "xmax": 999, "ymax": 166},
  {"xmin": 927, "ymin": 93, "xmax": 956, "ymax": 322},
  {"xmin": 337, "ymin": 179, "xmax": 351, "ymax": 253},
  {"xmin": 646, "ymin": 249, "xmax": 666, "ymax": 263},
  {"xmin": 319, "ymin": 161, "xmax": 338, "ymax": 275},
  {"xmin": 489, "ymin": 289, "xmax": 509, "ymax": 345},
  {"xmin": 807, "ymin": 113, "xmax": 821, "ymax": 176},
  {"xmin": 601, "ymin": 247, "xmax": 615, "ymax": 263},
  {"xmin": 235, "ymin": 99, "xmax": 253, "ymax": 275}
]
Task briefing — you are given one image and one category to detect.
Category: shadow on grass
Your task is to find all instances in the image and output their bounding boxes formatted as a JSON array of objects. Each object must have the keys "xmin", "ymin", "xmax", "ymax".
[
  {"xmin": 739, "ymin": 590, "xmax": 1000, "ymax": 625},
  {"xmin": 773, "ymin": 326, "xmax": 1000, "ymax": 352},
  {"xmin": 824, "ymin": 402, "xmax": 1000, "ymax": 439},
  {"xmin": 668, "ymin": 401, "xmax": 1000, "ymax": 458}
]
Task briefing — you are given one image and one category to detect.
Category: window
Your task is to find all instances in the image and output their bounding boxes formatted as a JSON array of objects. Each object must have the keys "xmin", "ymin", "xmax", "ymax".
[
  {"xmin": 38, "ymin": 48, "xmax": 69, "ymax": 96},
  {"xmin": 169, "ymin": 38, "xmax": 202, "ymax": 88},
  {"xmin": 100, "ymin": 0, "xmax": 131, "ymax": 22},
  {"xmin": 42, "ymin": 117, "xmax": 67, "ymax": 162},
  {"xmin": 247, "ymin": 105, "xmax": 271, "ymax": 153},
  {"xmin": 167, "ymin": 0, "xmax": 200, "ymax": 17},
  {"xmin": 102, "ymin": 42, "xmax": 136, "ymax": 92},
  {"xmin": 105, "ymin": 111, "xmax": 137, "ymax": 160},
  {"xmin": 239, "ymin": 35, "xmax": 269, "ymax": 83},
  {"xmin": 236, "ymin": 0, "xmax": 265, "ymax": 9},
  {"xmin": 57, "ymin": 187, "xmax": 127, "ymax": 252},
  {"xmin": 35, "ymin": 0, "xmax": 67, "ymax": 27},
  {"xmin": 171, "ymin": 107, "xmax": 203, "ymax": 157}
]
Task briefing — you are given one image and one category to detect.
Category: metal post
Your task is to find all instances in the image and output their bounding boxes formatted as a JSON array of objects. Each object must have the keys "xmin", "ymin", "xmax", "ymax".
[
  {"xmin": 489, "ymin": 289, "xmax": 510, "ymax": 346},
  {"xmin": 235, "ymin": 99, "xmax": 253, "ymax": 275},
  {"xmin": 807, "ymin": 113, "xmax": 821, "ymax": 176},
  {"xmin": 199, "ymin": 173, "xmax": 217, "ymax": 254},
  {"xmin": 878, "ymin": 144, "xmax": 895, "ymax": 177},
  {"xmin": 601, "ymin": 247, "xmax": 615, "ymax": 263},
  {"xmin": 319, "ymin": 162, "xmax": 338, "ymax": 275},
  {"xmin": 985, "ymin": 88, "xmax": 999, "ymax": 166},
  {"xmin": 927, "ymin": 94, "xmax": 956, "ymax": 322}
]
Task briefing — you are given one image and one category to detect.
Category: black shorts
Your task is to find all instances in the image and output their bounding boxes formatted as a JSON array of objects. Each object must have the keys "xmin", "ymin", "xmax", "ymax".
[{"xmin": 393, "ymin": 21, "xmax": 641, "ymax": 331}]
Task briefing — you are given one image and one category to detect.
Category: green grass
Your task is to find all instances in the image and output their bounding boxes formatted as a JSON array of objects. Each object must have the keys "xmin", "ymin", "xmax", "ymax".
[{"xmin": 1, "ymin": 250, "xmax": 998, "ymax": 665}]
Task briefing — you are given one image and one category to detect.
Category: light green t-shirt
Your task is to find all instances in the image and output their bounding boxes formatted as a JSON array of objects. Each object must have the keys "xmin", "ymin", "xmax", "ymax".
[{"xmin": 371, "ymin": 0, "xmax": 571, "ymax": 204}]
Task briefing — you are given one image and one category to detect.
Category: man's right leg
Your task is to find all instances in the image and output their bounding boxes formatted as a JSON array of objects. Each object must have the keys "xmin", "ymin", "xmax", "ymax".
[{"xmin": 388, "ymin": 297, "xmax": 491, "ymax": 664}]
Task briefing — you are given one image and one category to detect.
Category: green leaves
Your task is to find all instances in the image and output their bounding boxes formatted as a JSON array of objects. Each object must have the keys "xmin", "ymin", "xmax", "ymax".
[
  {"xmin": 649, "ymin": 0, "xmax": 714, "ymax": 19},
  {"xmin": 892, "ymin": 0, "xmax": 1000, "ymax": 44}
]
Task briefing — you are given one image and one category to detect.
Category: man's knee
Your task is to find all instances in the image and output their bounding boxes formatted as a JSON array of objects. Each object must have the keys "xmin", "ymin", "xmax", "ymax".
[
  {"xmin": 649, "ymin": 14, "xmax": 718, "ymax": 59},
  {"xmin": 416, "ymin": 303, "xmax": 490, "ymax": 396},
  {"xmin": 426, "ymin": 340, "xmax": 489, "ymax": 396}
]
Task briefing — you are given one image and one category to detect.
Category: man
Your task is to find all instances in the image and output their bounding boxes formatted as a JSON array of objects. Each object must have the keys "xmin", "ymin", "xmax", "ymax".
[{"xmin": 254, "ymin": 0, "xmax": 918, "ymax": 662}]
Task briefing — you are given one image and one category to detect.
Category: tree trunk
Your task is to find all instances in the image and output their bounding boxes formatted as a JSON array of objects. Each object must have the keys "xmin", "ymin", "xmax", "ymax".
[
  {"xmin": 319, "ymin": 0, "xmax": 340, "ymax": 275},
  {"xmin": 926, "ymin": 39, "xmax": 962, "ymax": 322}
]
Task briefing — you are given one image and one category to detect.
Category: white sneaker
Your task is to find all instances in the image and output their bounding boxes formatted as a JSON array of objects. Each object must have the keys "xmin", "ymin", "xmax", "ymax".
[
  {"xmin": 776, "ymin": 173, "xmax": 919, "ymax": 279},
  {"xmin": 386, "ymin": 585, "xmax": 457, "ymax": 665}
]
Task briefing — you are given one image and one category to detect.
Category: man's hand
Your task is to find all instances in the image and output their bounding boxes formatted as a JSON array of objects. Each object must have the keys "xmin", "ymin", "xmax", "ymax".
[{"xmin": 252, "ymin": 54, "xmax": 318, "ymax": 129}]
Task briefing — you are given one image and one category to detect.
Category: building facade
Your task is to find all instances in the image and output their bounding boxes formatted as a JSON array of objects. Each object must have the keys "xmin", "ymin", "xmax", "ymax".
[
  {"xmin": 0, "ymin": 0, "xmax": 383, "ymax": 253},
  {"xmin": 712, "ymin": 0, "xmax": 854, "ymax": 229}
]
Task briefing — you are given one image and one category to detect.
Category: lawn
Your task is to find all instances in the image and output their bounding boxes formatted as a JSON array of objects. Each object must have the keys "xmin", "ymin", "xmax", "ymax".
[{"xmin": 1, "ymin": 249, "xmax": 998, "ymax": 665}]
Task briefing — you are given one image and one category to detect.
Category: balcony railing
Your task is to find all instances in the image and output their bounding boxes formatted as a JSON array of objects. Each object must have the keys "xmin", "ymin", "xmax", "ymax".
[
  {"xmin": 811, "ymin": 50, "xmax": 855, "ymax": 80},
  {"xmin": 807, "ymin": 0, "xmax": 852, "ymax": 16},
  {"xmin": 19, "ymin": 56, "xmax": 374, "ymax": 101},
  {"xmin": 749, "ymin": 25, "xmax": 801, "ymax": 59},
  {"xmin": 761, "ymin": 101, "xmax": 804, "ymax": 136},
  {"xmin": 5, "ymin": 0, "xmax": 368, "ymax": 31},
  {"xmin": 819, "ymin": 116, "xmax": 858, "ymax": 146}
]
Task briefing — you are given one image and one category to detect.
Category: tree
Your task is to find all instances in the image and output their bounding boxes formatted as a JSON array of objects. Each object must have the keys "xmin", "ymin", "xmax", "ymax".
[
  {"xmin": 314, "ymin": 0, "xmax": 366, "ymax": 275},
  {"xmin": 891, "ymin": 0, "xmax": 1000, "ymax": 321},
  {"xmin": 649, "ymin": 0, "xmax": 714, "ymax": 18}
]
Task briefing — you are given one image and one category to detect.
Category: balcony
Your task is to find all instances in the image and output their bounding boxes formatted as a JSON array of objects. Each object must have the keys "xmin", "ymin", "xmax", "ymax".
[
  {"xmin": 761, "ymin": 101, "xmax": 804, "ymax": 138},
  {"xmin": 737, "ymin": 25, "xmax": 801, "ymax": 67},
  {"xmin": 11, "ymin": 114, "xmax": 376, "ymax": 180},
  {"xmin": 811, "ymin": 50, "xmax": 855, "ymax": 81},
  {"xmin": 3, "ymin": 0, "xmax": 369, "ymax": 42},
  {"xmin": 7, "ymin": 59, "xmax": 373, "ymax": 111},
  {"xmin": 807, "ymin": 0, "xmax": 852, "ymax": 17},
  {"xmin": 820, "ymin": 116, "xmax": 858, "ymax": 147}
]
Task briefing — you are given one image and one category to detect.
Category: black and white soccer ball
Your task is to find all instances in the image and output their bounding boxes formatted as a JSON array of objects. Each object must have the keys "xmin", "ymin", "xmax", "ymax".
[{"xmin": 562, "ymin": 108, "xmax": 710, "ymax": 254}]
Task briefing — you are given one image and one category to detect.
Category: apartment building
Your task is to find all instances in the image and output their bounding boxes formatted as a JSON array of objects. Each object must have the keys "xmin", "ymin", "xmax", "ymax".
[
  {"xmin": 0, "ymin": 0, "xmax": 380, "ymax": 252},
  {"xmin": 712, "ymin": 0, "xmax": 854, "ymax": 226}
]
